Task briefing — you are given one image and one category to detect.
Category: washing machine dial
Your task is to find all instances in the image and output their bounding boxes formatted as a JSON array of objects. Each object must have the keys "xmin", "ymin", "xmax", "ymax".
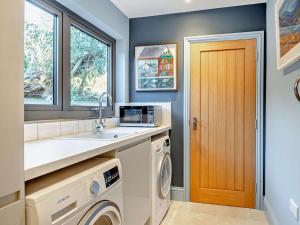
[{"xmin": 90, "ymin": 181, "xmax": 100, "ymax": 195}]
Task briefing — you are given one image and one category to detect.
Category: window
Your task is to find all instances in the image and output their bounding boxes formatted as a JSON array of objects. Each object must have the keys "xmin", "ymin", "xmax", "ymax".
[
  {"xmin": 24, "ymin": 1, "xmax": 57, "ymax": 105},
  {"xmin": 24, "ymin": 0, "xmax": 116, "ymax": 120},
  {"xmin": 70, "ymin": 26, "xmax": 109, "ymax": 107}
]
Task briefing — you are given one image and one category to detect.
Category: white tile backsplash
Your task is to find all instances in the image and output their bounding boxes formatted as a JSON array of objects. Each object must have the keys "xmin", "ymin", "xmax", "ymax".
[
  {"xmin": 24, "ymin": 122, "xmax": 38, "ymax": 142},
  {"xmin": 104, "ymin": 118, "xmax": 116, "ymax": 129},
  {"xmin": 24, "ymin": 119, "xmax": 112, "ymax": 142},
  {"xmin": 78, "ymin": 120, "xmax": 93, "ymax": 133},
  {"xmin": 38, "ymin": 121, "xmax": 61, "ymax": 140},
  {"xmin": 61, "ymin": 120, "xmax": 79, "ymax": 136}
]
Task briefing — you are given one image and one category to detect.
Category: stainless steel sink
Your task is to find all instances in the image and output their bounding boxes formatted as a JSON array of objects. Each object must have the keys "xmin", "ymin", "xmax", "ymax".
[{"xmin": 62, "ymin": 131, "xmax": 135, "ymax": 141}]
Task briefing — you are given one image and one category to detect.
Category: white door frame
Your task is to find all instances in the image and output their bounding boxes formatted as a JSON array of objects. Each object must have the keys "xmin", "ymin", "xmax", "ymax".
[{"xmin": 183, "ymin": 31, "xmax": 265, "ymax": 209}]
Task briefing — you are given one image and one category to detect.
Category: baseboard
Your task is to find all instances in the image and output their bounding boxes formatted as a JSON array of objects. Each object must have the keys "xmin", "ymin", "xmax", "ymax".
[
  {"xmin": 170, "ymin": 186, "xmax": 185, "ymax": 201},
  {"xmin": 264, "ymin": 197, "xmax": 279, "ymax": 225}
]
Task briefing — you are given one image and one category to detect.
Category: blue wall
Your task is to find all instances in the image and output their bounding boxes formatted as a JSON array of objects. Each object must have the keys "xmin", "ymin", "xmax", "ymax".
[
  {"xmin": 265, "ymin": 0, "xmax": 300, "ymax": 224},
  {"xmin": 129, "ymin": 4, "xmax": 266, "ymax": 187}
]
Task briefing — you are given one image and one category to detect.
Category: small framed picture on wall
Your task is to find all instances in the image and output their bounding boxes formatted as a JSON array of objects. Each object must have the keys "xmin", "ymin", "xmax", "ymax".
[
  {"xmin": 135, "ymin": 44, "xmax": 178, "ymax": 91},
  {"xmin": 275, "ymin": 0, "xmax": 300, "ymax": 70}
]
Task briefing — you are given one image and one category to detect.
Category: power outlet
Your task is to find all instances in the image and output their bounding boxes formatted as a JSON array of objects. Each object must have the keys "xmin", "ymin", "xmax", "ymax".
[{"xmin": 289, "ymin": 198, "xmax": 299, "ymax": 220}]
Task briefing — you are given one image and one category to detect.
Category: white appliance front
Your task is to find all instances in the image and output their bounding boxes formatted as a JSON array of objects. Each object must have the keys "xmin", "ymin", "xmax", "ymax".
[
  {"xmin": 151, "ymin": 135, "xmax": 172, "ymax": 225},
  {"xmin": 117, "ymin": 139, "xmax": 152, "ymax": 225},
  {"xmin": 25, "ymin": 158, "xmax": 123, "ymax": 225}
]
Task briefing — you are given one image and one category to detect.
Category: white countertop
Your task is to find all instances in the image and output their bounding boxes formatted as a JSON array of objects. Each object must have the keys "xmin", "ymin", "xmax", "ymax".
[{"xmin": 24, "ymin": 126, "xmax": 171, "ymax": 181}]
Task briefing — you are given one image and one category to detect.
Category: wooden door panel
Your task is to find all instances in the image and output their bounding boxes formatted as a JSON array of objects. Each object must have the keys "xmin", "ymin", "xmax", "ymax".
[
  {"xmin": 216, "ymin": 50, "xmax": 226, "ymax": 190},
  {"xmin": 190, "ymin": 39, "xmax": 256, "ymax": 208},
  {"xmin": 234, "ymin": 49, "xmax": 245, "ymax": 192},
  {"xmin": 208, "ymin": 51, "xmax": 218, "ymax": 189},
  {"xmin": 244, "ymin": 40, "xmax": 257, "ymax": 206},
  {"xmin": 200, "ymin": 51, "xmax": 209, "ymax": 189},
  {"xmin": 190, "ymin": 44, "xmax": 201, "ymax": 200},
  {"xmin": 225, "ymin": 50, "xmax": 236, "ymax": 192},
  {"xmin": 197, "ymin": 188, "xmax": 245, "ymax": 207}
]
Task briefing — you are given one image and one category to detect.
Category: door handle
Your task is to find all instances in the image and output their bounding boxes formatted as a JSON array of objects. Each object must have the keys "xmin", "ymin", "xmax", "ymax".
[
  {"xmin": 193, "ymin": 117, "xmax": 198, "ymax": 130},
  {"xmin": 294, "ymin": 76, "xmax": 300, "ymax": 102}
]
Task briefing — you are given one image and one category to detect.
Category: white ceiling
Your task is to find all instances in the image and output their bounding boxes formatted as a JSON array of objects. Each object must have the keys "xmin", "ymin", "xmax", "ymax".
[{"xmin": 110, "ymin": 0, "xmax": 267, "ymax": 18}]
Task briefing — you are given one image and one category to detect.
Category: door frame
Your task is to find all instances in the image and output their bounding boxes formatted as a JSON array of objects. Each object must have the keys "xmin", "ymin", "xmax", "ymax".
[{"xmin": 183, "ymin": 31, "xmax": 265, "ymax": 209}]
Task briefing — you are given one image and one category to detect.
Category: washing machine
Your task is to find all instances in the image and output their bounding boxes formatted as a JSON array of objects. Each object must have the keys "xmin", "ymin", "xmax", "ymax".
[
  {"xmin": 25, "ymin": 158, "xmax": 123, "ymax": 225},
  {"xmin": 151, "ymin": 135, "xmax": 172, "ymax": 225}
]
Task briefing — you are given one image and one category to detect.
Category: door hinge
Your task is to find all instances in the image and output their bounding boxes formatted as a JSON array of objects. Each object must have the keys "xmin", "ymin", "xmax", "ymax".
[
  {"xmin": 255, "ymin": 183, "xmax": 257, "ymax": 193},
  {"xmin": 256, "ymin": 51, "xmax": 259, "ymax": 62},
  {"xmin": 255, "ymin": 119, "xmax": 258, "ymax": 130}
]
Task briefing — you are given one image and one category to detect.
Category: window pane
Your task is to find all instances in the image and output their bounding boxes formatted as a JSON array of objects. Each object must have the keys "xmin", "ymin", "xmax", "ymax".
[
  {"xmin": 70, "ymin": 26, "xmax": 109, "ymax": 107},
  {"xmin": 24, "ymin": 1, "xmax": 56, "ymax": 105}
]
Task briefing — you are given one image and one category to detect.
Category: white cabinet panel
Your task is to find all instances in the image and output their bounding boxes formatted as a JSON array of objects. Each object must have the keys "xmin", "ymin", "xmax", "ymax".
[
  {"xmin": 0, "ymin": 0, "xmax": 25, "ymax": 224},
  {"xmin": 117, "ymin": 139, "xmax": 151, "ymax": 225}
]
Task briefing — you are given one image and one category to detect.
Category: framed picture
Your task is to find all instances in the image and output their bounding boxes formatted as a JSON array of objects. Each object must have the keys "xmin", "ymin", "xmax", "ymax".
[
  {"xmin": 135, "ymin": 44, "xmax": 178, "ymax": 91},
  {"xmin": 275, "ymin": 0, "xmax": 300, "ymax": 70}
]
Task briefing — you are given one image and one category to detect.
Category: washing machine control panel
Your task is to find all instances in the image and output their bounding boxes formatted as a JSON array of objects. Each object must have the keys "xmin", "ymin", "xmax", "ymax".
[
  {"xmin": 85, "ymin": 165, "xmax": 121, "ymax": 200},
  {"xmin": 104, "ymin": 166, "xmax": 120, "ymax": 188},
  {"xmin": 90, "ymin": 181, "xmax": 100, "ymax": 194}
]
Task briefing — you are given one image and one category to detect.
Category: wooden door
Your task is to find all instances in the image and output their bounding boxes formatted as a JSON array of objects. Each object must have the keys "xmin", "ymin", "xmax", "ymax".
[{"xmin": 190, "ymin": 39, "xmax": 257, "ymax": 208}]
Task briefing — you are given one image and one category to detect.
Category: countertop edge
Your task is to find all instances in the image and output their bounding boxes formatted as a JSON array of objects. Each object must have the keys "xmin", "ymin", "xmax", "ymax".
[{"xmin": 25, "ymin": 126, "xmax": 171, "ymax": 181}]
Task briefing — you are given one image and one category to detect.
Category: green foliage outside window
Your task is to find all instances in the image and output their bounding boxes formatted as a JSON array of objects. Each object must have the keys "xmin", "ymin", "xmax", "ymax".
[
  {"xmin": 24, "ymin": 1, "xmax": 54, "ymax": 105},
  {"xmin": 70, "ymin": 26, "xmax": 108, "ymax": 106},
  {"xmin": 24, "ymin": 1, "xmax": 110, "ymax": 107}
]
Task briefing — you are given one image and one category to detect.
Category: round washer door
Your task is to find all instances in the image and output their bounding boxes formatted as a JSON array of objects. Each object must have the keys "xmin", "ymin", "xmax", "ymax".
[
  {"xmin": 78, "ymin": 201, "xmax": 121, "ymax": 225},
  {"xmin": 158, "ymin": 153, "xmax": 172, "ymax": 199}
]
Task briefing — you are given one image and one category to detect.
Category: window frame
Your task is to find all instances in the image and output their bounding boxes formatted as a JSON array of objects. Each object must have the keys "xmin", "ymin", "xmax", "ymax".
[
  {"xmin": 24, "ymin": 0, "xmax": 63, "ymax": 111},
  {"xmin": 62, "ymin": 15, "xmax": 116, "ymax": 113},
  {"xmin": 24, "ymin": 0, "xmax": 116, "ymax": 121}
]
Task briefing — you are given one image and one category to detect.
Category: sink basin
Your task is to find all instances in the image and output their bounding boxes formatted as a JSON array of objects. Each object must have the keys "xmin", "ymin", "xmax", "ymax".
[{"xmin": 62, "ymin": 131, "xmax": 135, "ymax": 141}]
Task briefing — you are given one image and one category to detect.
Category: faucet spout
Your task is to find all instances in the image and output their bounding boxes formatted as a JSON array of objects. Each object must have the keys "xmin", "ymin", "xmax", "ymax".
[{"xmin": 95, "ymin": 92, "xmax": 112, "ymax": 132}]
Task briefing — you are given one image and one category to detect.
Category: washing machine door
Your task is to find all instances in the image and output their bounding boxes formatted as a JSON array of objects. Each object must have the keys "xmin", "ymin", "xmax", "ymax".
[
  {"xmin": 78, "ymin": 201, "xmax": 122, "ymax": 225},
  {"xmin": 158, "ymin": 153, "xmax": 172, "ymax": 199}
]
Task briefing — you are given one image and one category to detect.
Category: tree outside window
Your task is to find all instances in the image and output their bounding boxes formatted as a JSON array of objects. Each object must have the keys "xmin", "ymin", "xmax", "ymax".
[
  {"xmin": 24, "ymin": 1, "xmax": 56, "ymax": 105},
  {"xmin": 70, "ymin": 26, "xmax": 109, "ymax": 107}
]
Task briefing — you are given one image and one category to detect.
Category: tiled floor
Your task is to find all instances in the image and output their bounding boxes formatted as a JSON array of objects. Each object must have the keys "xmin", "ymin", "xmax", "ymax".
[{"xmin": 161, "ymin": 201, "xmax": 269, "ymax": 225}]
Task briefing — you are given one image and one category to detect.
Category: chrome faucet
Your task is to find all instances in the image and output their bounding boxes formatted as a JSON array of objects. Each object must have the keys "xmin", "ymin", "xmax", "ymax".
[{"xmin": 94, "ymin": 92, "xmax": 112, "ymax": 132}]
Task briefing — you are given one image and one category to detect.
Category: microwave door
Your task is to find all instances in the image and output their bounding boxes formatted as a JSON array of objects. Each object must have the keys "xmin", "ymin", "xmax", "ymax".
[
  {"xmin": 122, "ymin": 108, "xmax": 143, "ymax": 123},
  {"xmin": 124, "ymin": 114, "xmax": 141, "ymax": 123}
]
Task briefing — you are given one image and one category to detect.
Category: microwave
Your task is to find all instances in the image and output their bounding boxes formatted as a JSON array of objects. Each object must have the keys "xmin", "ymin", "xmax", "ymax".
[{"xmin": 119, "ymin": 105, "xmax": 162, "ymax": 127}]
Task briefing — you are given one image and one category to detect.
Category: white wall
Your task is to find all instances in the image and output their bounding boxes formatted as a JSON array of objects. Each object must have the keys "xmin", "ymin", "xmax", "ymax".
[
  {"xmin": 56, "ymin": 0, "xmax": 130, "ymax": 102},
  {"xmin": 265, "ymin": 0, "xmax": 300, "ymax": 224}
]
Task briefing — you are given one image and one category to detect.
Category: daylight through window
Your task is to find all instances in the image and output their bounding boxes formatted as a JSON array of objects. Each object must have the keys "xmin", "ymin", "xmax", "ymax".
[
  {"xmin": 24, "ymin": 0, "xmax": 115, "ymax": 119},
  {"xmin": 24, "ymin": 1, "xmax": 57, "ymax": 105},
  {"xmin": 70, "ymin": 26, "xmax": 109, "ymax": 107}
]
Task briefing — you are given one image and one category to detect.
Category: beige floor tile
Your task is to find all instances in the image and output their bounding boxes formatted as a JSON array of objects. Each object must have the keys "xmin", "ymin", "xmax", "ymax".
[{"xmin": 161, "ymin": 201, "xmax": 269, "ymax": 225}]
